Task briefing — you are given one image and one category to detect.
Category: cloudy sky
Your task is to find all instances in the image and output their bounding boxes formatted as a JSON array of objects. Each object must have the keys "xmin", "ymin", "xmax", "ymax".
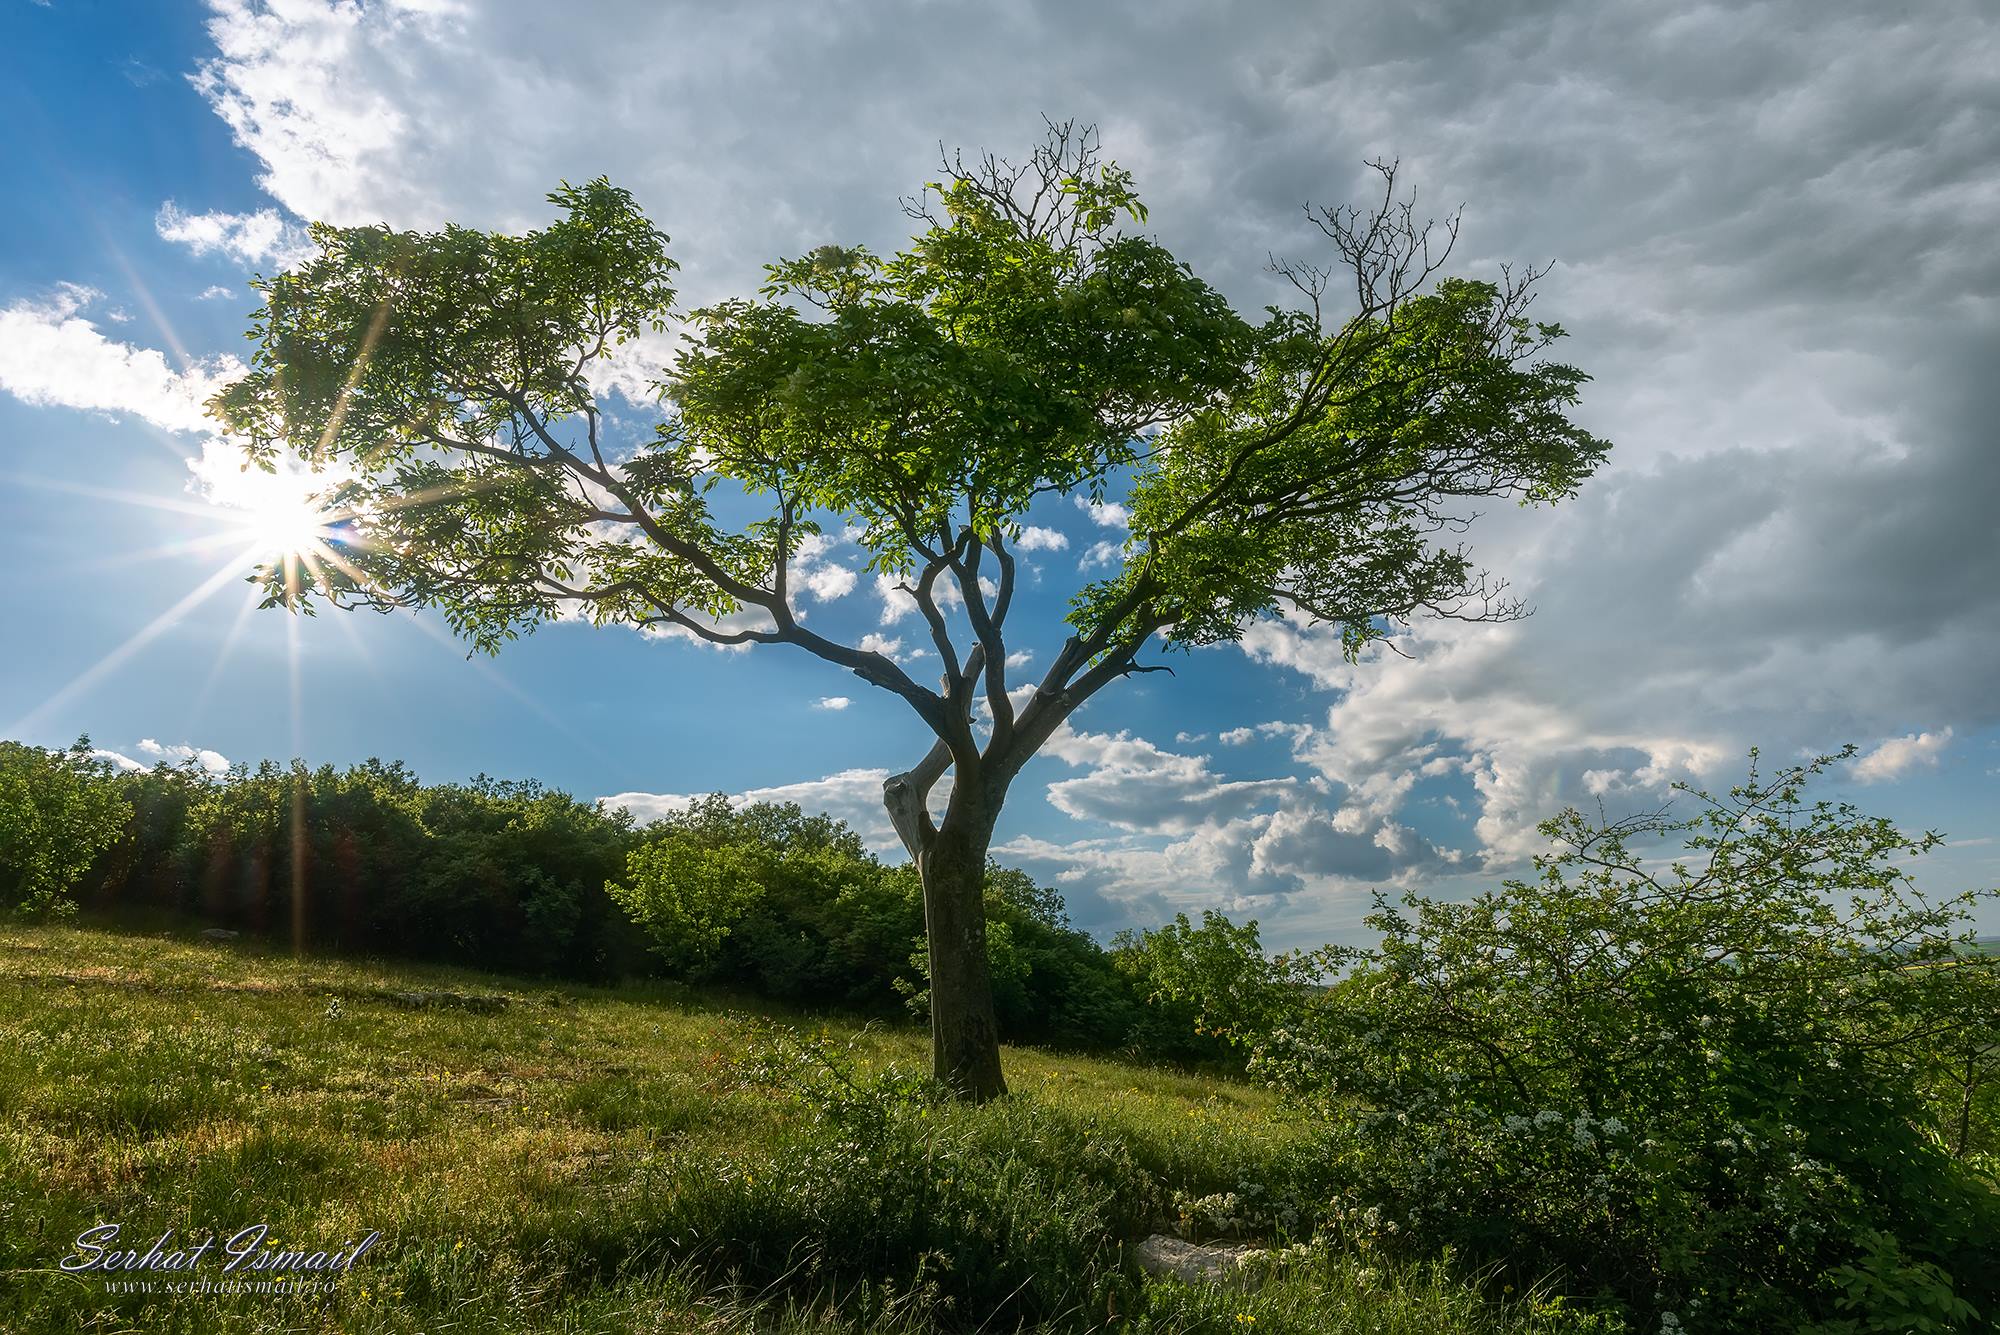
[{"xmin": 3, "ymin": 0, "xmax": 1995, "ymax": 944}]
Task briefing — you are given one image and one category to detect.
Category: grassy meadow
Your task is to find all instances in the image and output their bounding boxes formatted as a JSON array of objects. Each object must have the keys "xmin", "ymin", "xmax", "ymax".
[{"xmin": 0, "ymin": 920, "xmax": 1594, "ymax": 1334}]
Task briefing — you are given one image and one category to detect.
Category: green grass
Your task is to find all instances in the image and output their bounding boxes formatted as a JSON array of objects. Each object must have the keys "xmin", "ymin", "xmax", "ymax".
[{"xmin": 0, "ymin": 922, "xmax": 1605, "ymax": 1333}]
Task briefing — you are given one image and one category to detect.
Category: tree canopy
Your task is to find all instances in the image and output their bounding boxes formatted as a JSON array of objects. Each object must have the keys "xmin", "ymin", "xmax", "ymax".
[{"xmin": 0, "ymin": 738, "xmax": 130, "ymax": 915}]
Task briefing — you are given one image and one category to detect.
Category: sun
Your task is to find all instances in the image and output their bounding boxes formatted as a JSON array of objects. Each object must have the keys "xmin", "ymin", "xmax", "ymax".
[
  {"xmin": 240, "ymin": 486, "xmax": 334, "ymax": 559},
  {"xmin": 213, "ymin": 463, "xmax": 342, "ymax": 563}
]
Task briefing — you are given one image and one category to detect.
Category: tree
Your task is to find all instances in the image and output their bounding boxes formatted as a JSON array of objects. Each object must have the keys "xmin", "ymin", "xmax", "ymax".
[
  {"xmin": 1112, "ymin": 909, "xmax": 1318, "ymax": 1049},
  {"xmin": 0, "ymin": 738, "xmax": 131, "ymax": 915},
  {"xmin": 210, "ymin": 122, "xmax": 1610, "ymax": 1098}
]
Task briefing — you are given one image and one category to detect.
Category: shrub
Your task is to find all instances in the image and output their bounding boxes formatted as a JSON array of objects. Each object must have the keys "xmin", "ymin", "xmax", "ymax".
[
  {"xmin": 0, "ymin": 738, "xmax": 130, "ymax": 915},
  {"xmin": 1252, "ymin": 751, "xmax": 2000, "ymax": 1333},
  {"xmin": 652, "ymin": 1025, "xmax": 1161, "ymax": 1325},
  {"xmin": 1112, "ymin": 910, "xmax": 1324, "ymax": 1066}
]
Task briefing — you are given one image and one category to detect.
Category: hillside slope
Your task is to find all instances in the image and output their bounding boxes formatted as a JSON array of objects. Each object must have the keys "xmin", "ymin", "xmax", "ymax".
[{"xmin": 0, "ymin": 923, "xmax": 1594, "ymax": 1334}]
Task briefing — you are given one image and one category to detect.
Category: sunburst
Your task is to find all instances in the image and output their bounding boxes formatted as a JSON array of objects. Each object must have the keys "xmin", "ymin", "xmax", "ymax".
[{"xmin": 206, "ymin": 460, "xmax": 344, "ymax": 569}]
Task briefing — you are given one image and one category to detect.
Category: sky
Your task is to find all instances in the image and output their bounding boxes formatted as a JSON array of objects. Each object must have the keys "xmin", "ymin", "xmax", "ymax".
[{"xmin": 2, "ymin": 0, "xmax": 1995, "ymax": 946}]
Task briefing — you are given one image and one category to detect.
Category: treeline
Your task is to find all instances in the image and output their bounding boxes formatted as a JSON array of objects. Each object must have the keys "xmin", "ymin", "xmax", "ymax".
[{"xmin": 1, "ymin": 739, "xmax": 1238, "ymax": 1062}]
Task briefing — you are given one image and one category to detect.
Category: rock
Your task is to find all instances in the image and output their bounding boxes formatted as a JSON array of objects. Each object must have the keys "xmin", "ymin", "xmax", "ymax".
[
  {"xmin": 1132, "ymin": 1235, "xmax": 1265, "ymax": 1287},
  {"xmin": 199, "ymin": 929, "xmax": 240, "ymax": 942},
  {"xmin": 381, "ymin": 989, "xmax": 508, "ymax": 1013}
]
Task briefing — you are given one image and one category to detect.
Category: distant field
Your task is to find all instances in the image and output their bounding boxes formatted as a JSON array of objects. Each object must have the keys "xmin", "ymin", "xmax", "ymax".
[{"xmin": 0, "ymin": 923, "xmax": 1593, "ymax": 1334}]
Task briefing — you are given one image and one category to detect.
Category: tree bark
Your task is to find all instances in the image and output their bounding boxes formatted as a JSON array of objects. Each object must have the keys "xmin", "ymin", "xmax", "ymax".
[{"xmin": 917, "ymin": 814, "xmax": 1008, "ymax": 1101}]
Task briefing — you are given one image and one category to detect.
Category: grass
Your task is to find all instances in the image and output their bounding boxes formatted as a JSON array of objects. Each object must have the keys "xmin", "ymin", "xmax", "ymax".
[{"xmin": 0, "ymin": 922, "xmax": 1606, "ymax": 1333}]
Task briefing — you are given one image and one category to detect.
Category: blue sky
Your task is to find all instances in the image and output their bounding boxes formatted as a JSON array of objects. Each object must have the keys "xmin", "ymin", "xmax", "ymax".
[{"xmin": 3, "ymin": 0, "xmax": 1996, "ymax": 945}]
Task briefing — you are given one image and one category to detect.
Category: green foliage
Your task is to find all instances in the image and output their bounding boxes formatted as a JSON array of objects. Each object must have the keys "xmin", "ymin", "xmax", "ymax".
[
  {"xmin": 619, "ymin": 797, "xmax": 1162, "ymax": 1052},
  {"xmin": 680, "ymin": 145, "xmax": 1249, "ymax": 578},
  {"xmin": 1113, "ymin": 909, "xmax": 1324, "ymax": 1057},
  {"xmin": 610, "ymin": 833, "xmax": 769, "ymax": 967},
  {"xmin": 0, "ymin": 738, "xmax": 130, "ymax": 915},
  {"xmin": 1114, "ymin": 275, "xmax": 1605, "ymax": 653},
  {"xmin": 1906, "ymin": 941, "xmax": 2000, "ymax": 1164},
  {"xmin": 714, "ymin": 1022, "xmax": 1157, "ymax": 1324},
  {"xmin": 1249, "ymin": 751, "xmax": 2000, "ymax": 1333},
  {"xmin": 613, "ymin": 794, "xmax": 925, "ymax": 1005},
  {"xmin": 77, "ymin": 757, "xmax": 639, "ymax": 977},
  {"xmin": 211, "ymin": 178, "xmax": 691, "ymax": 646}
]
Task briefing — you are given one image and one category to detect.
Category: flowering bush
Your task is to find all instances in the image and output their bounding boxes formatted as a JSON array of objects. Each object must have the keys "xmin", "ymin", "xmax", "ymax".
[{"xmin": 1252, "ymin": 752, "xmax": 2000, "ymax": 1332}]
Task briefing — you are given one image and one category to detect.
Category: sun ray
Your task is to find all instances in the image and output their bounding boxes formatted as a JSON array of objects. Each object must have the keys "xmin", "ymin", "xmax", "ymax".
[
  {"xmin": 4, "ymin": 471, "xmax": 252, "ymax": 520},
  {"xmin": 285, "ymin": 584, "xmax": 308, "ymax": 958},
  {"xmin": 100, "ymin": 232, "xmax": 199, "ymax": 379},
  {"xmin": 314, "ymin": 300, "xmax": 393, "ymax": 458},
  {"xmin": 7, "ymin": 543, "xmax": 263, "ymax": 737},
  {"xmin": 187, "ymin": 576, "xmax": 268, "ymax": 726},
  {"xmin": 66, "ymin": 529, "xmax": 270, "ymax": 574},
  {"xmin": 393, "ymin": 603, "xmax": 616, "ymax": 764}
]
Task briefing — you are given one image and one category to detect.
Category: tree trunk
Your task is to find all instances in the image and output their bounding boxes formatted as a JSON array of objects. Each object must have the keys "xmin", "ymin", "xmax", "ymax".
[{"xmin": 919, "ymin": 817, "xmax": 1008, "ymax": 1101}]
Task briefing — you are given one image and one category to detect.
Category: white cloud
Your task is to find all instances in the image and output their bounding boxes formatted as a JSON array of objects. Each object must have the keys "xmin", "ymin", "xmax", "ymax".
[
  {"xmin": 580, "ymin": 325, "xmax": 680, "ymax": 406},
  {"xmin": 1218, "ymin": 727, "xmax": 1256, "ymax": 746},
  {"xmin": 0, "ymin": 285, "xmax": 242, "ymax": 434},
  {"xmin": 999, "ymin": 725, "xmax": 1455, "ymax": 928},
  {"xmin": 874, "ymin": 572, "xmax": 916, "ymax": 624},
  {"xmin": 197, "ymin": 284, "xmax": 238, "ymax": 301},
  {"xmin": 1074, "ymin": 496, "xmax": 1129, "ymax": 528},
  {"xmin": 136, "ymin": 738, "xmax": 231, "ymax": 774},
  {"xmin": 814, "ymin": 695, "xmax": 851, "ymax": 711},
  {"xmin": 1015, "ymin": 525, "xmax": 1069, "ymax": 552},
  {"xmin": 91, "ymin": 749, "xmax": 147, "ymax": 773},
  {"xmin": 873, "ymin": 569, "xmax": 963, "ymax": 625},
  {"xmin": 155, "ymin": 201, "xmax": 313, "ymax": 268},
  {"xmin": 1852, "ymin": 728, "xmax": 1953, "ymax": 784},
  {"xmin": 595, "ymin": 789, "xmax": 697, "ymax": 825},
  {"xmin": 603, "ymin": 766, "xmax": 939, "ymax": 851},
  {"xmin": 859, "ymin": 631, "xmax": 925, "ymax": 664},
  {"xmin": 1079, "ymin": 540, "xmax": 1123, "ymax": 572},
  {"xmin": 805, "ymin": 563, "xmax": 857, "ymax": 601},
  {"xmin": 1040, "ymin": 726, "xmax": 1299, "ymax": 836},
  {"xmin": 640, "ymin": 604, "xmax": 776, "ymax": 654},
  {"xmin": 1004, "ymin": 649, "xmax": 1034, "ymax": 669},
  {"xmin": 192, "ymin": 0, "xmax": 438, "ymax": 229},
  {"xmin": 782, "ymin": 535, "xmax": 858, "ymax": 603}
]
